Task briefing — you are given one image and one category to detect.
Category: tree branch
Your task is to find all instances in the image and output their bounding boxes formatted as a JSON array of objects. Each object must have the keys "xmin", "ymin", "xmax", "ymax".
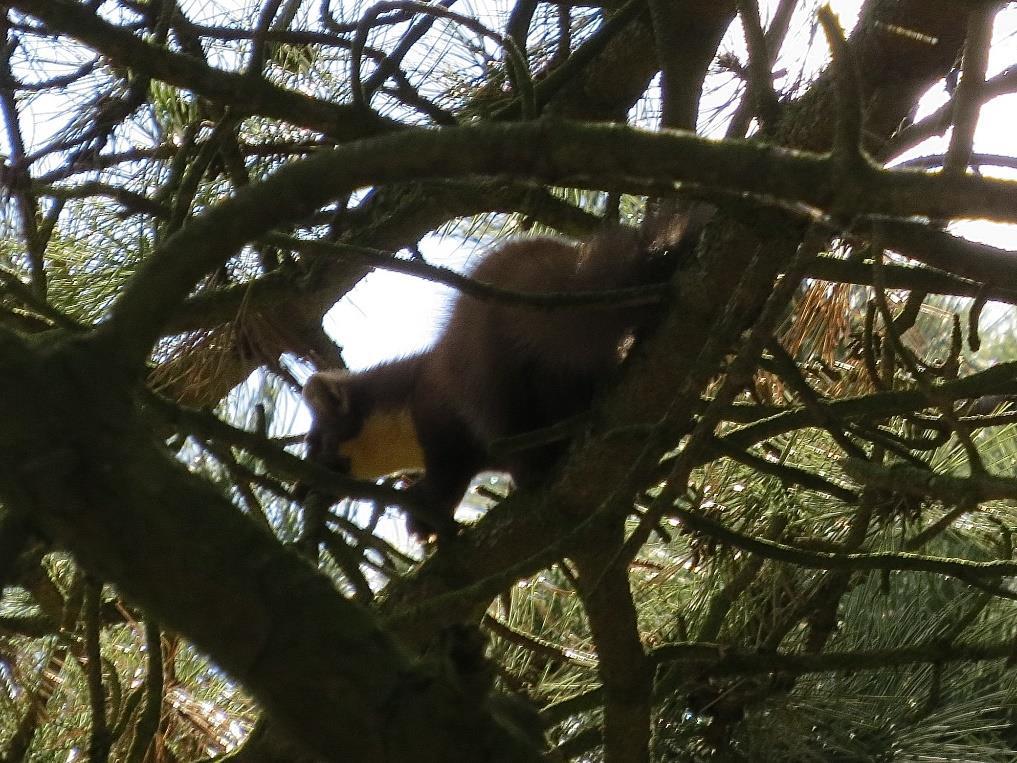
[
  {"xmin": 105, "ymin": 120, "xmax": 1017, "ymax": 374},
  {"xmin": 6, "ymin": 0, "xmax": 395, "ymax": 140},
  {"xmin": 671, "ymin": 503, "xmax": 1017, "ymax": 582},
  {"xmin": 652, "ymin": 637, "xmax": 1017, "ymax": 678},
  {"xmin": 841, "ymin": 457, "xmax": 1017, "ymax": 504},
  {"xmin": 942, "ymin": 3, "xmax": 999, "ymax": 176},
  {"xmin": 0, "ymin": 328, "xmax": 543, "ymax": 762}
]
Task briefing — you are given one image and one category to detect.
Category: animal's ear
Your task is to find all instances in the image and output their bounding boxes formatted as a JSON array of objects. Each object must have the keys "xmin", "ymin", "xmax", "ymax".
[
  {"xmin": 303, "ymin": 372, "xmax": 355, "ymax": 470},
  {"xmin": 638, "ymin": 199, "xmax": 716, "ymax": 284},
  {"xmin": 640, "ymin": 199, "xmax": 715, "ymax": 253},
  {"xmin": 303, "ymin": 371, "xmax": 352, "ymax": 417}
]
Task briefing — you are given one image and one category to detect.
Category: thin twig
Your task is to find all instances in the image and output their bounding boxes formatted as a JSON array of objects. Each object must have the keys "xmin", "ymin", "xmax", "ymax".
[
  {"xmin": 246, "ymin": 0, "xmax": 286, "ymax": 76},
  {"xmin": 880, "ymin": 65, "xmax": 1017, "ymax": 160},
  {"xmin": 942, "ymin": 4, "xmax": 999, "ymax": 177},
  {"xmin": 84, "ymin": 580, "xmax": 110, "ymax": 763},
  {"xmin": 0, "ymin": 17, "xmax": 46, "ymax": 296},
  {"xmin": 619, "ymin": 227, "xmax": 826, "ymax": 565},
  {"xmin": 650, "ymin": 636, "xmax": 1017, "ymax": 679},
  {"xmin": 274, "ymin": 234, "xmax": 669, "ymax": 310},
  {"xmin": 765, "ymin": 340, "xmax": 867, "ymax": 459},
  {"xmin": 720, "ymin": 361, "xmax": 1017, "ymax": 453},
  {"xmin": 352, "ymin": 1, "xmax": 535, "ymax": 118},
  {"xmin": 817, "ymin": 5, "xmax": 863, "ymax": 162},
  {"xmin": 727, "ymin": 0, "xmax": 797, "ymax": 138},
  {"xmin": 124, "ymin": 618, "xmax": 163, "ymax": 763},
  {"xmin": 870, "ymin": 242, "xmax": 985, "ymax": 473},
  {"xmin": 735, "ymin": 0, "xmax": 780, "ymax": 131},
  {"xmin": 672, "ymin": 503, "xmax": 1017, "ymax": 581}
]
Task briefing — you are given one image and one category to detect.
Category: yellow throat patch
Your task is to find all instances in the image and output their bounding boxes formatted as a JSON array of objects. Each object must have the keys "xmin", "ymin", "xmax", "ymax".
[{"xmin": 339, "ymin": 407, "xmax": 425, "ymax": 479}]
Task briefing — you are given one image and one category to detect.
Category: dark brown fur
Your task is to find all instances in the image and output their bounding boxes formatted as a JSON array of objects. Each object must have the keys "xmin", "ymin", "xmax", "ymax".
[{"xmin": 305, "ymin": 227, "xmax": 660, "ymax": 537}]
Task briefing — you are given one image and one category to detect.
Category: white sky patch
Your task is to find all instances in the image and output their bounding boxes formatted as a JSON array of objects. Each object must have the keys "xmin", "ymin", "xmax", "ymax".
[{"xmin": 324, "ymin": 236, "xmax": 472, "ymax": 369}]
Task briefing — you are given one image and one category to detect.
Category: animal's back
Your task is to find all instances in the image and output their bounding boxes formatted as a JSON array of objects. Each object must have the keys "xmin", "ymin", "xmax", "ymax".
[
  {"xmin": 303, "ymin": 227, "xmax": 656, "ymax": 537},
  {"xmin": 419, "ymin": 229, "xmax": 645, "ymax": 447}
]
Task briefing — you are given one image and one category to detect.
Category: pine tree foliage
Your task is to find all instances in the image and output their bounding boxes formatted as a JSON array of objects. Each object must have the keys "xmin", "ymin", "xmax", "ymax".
[{"xmin": 0, "ymin": 0, "xmax": 1016, "ymax": 760}]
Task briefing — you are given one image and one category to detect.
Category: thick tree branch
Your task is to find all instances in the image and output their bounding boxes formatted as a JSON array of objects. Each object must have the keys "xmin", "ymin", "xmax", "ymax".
[
  {"xmin": 0, "ymin": 328, "xmax": 542, "ymax": 763},
  {"xmin": 106, "ymin": 120, "xmax": 1017, "ymax": 374}
]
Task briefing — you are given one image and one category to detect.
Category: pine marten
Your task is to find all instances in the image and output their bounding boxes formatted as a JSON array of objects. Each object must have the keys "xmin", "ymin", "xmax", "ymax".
[{"xmin": 303, "ymin": 226, "xmax": 673, "ymax": 538}]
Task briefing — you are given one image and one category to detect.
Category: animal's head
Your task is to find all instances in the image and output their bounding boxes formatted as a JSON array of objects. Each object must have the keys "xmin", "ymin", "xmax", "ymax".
[{"xmin": 303, "ymin": 372, "xmax": 424, "ymax": 479}]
